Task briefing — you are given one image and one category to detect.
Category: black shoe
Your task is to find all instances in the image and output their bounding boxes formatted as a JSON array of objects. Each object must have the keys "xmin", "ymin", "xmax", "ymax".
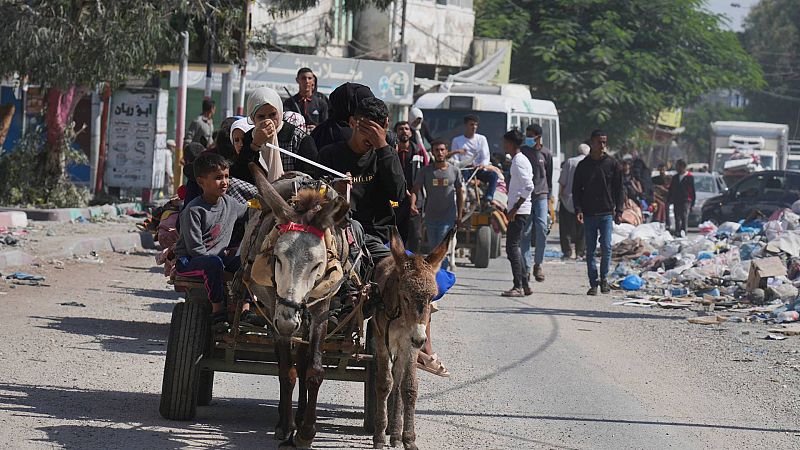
[
  {"xmin": 211, "ymin": 311, "xmax": 230, "ymax": 333},
  {"xmin": 586, "ymin": 286, "xmax": 598, "ymax": 296},
  {"xmin": 600, "ymin": 280, "xmax": 611, "ymax": 294},
  {"xmin": 240, "ymin": 309, "xmax": 267, "ymax": 328}
]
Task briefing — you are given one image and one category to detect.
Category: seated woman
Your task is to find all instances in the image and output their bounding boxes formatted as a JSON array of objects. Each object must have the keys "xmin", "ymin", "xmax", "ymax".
[
  {"xmin": 231, "ymin": 87, "xmax": 318, "ymax": 184},
  {"xmin": 620, "ymin": 160, "xmax": 644, "ymax": 225}
]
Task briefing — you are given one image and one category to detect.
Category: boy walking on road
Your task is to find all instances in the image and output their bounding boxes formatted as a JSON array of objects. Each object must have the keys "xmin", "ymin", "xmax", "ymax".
[
  {"xmin": 502, "ymin": 130, "xmax": 535, "ymax": 297},
  {"xmin": 572, "ymin": 130, "xmax": 623, "ymax": 296},
  {"xmin": 410, "ymin": 140, "xmax": 464, "ymax": 269}
]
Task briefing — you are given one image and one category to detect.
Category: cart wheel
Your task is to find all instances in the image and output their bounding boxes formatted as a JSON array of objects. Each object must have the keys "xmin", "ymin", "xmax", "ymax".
[
  {"xmin": 363, "ymin": 319, "xmax": 377, "ymax": 433},
  {"xmin": 159, "ymin": 300, "xmax": 210, "ymax": 420},
  {"xmin": 472, "ymin": 226, "xmax": 491, "ymax": 268},
  {"xmin": 197, "ymin": 370, "xmax": 214, "ymax": 406},
  {"xmin": 490, "ymin": 230, "xmax": 502, "ymax": 259}
]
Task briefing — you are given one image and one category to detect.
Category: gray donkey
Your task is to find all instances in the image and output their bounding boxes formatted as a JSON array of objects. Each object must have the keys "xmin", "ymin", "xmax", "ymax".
[
  {"xmin": 372, "ymin": 227, "xmax": 455, "ymax": 450},
  {"xmin": 240, "ymin": 163, "xmax": 349, "ymax": 448}
]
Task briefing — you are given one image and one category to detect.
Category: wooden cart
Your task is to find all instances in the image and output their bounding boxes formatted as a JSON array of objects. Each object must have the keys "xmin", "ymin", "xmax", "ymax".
[
  {"xmin": 158, "ymin": 276, "xmax": 378, "ymax": 432},
  {"xmin": 454, "ymin": 169, "xmax": 504, "ymax": 268}
]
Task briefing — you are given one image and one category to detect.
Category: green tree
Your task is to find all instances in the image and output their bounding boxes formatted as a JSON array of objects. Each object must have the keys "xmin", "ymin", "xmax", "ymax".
[
  {"xmin": 742, "ymin": 0, "xmax": 800, "ymax": 135},
  {"xmin": 475, "ymin": 0, "xmax": 764, "ymax": 143},
  {"xmin": 0, "ymin": 0, "xmax": 243, "ymax": 180}
]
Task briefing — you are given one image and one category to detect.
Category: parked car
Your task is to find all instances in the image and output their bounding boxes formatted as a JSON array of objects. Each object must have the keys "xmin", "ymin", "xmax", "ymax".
[
  {"xmin": 701, "ymin": 170, "xmax": 800, "ymax": 224},
  {"xmin": 689, "ymin": 172, "xmax": 727, "ymax": 226}
]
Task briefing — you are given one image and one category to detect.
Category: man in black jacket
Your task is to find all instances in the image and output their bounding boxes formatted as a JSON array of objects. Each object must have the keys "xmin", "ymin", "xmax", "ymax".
[
  {"xmin": 667, "ymin": 159, "xmax": 695, "ymax": 237},
  {"xmin": 283, "ymin": 67, "xmax": 329, "ymax": 130},
  {"xmin": 317, "ymin": 97, "xmax": 406, "ymax": 250},
  {"xmin": 572, "ymin": 130, "xmax": 623, "ymax": 296}
]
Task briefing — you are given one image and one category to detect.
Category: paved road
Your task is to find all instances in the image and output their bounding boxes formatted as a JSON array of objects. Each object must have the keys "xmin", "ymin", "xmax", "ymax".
[{"xmin": 0, "ymin": 248, "xmax": 798, "ymax": 449}]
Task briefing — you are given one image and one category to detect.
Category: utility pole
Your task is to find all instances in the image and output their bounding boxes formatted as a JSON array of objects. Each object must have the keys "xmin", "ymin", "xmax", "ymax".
[
  {"xmin": 399, "ymin": 0, "xmax": 408, "ymax": 62},
  {"xmin": 237, "ymin": 0, "xmax": 251, "ymax": 115},
  {"xmin": 204, "ymin": 6, "xmax": 215, "ymax": 100},
  {"xmin": 175, "ymin": 31, "xmax": 189, "ymax": 192}
]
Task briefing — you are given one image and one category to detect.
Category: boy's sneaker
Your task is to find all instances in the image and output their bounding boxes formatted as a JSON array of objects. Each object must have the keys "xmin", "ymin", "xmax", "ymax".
[
  {"xmin": 600, "ymin": 280, "xmax": 611, "ymax": 294},
  {"xmin": 586, "ymin": 286, "xmax": 598, "ymax": 296},
  {"xmin": 240, "ymin": 310, "xmax": 267, "ymax": 328},
  {"xmin": 211, "ymin": 311, "xmax": 230, "ymax": 333},
  {"xmin": 533, "ymin": 264, "xmax": 545, "ymax": 282}
]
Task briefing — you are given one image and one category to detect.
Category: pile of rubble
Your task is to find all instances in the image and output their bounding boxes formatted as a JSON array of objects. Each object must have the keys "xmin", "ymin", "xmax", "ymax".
[{"xmin": 608, "ymin": 206, "xmax": 800, "ymax": 337}]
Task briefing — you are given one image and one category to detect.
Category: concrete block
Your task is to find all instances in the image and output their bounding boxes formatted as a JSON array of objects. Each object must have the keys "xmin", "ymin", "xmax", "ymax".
[
  {"xmin": 0, "ymin": 250, "xmax": 35, "ymax": 270},
  {"xmin": 0, "ymin": 211, "xmax": 28, "ymax": 228}
]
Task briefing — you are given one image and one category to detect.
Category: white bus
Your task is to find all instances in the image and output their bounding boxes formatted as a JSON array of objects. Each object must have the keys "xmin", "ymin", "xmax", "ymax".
[{"xmin": 414, "ymin": 83, "xmax": 562, "ymax": 203}]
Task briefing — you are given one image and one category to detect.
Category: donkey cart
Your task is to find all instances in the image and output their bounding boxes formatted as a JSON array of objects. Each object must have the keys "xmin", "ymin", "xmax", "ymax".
[
  {"xmin": 158, "ymin": 276, "xmax": 379, "ymax": 432},
  {"xmin": 454, "ymin": 166, "xmax": 504, "ymax": 269}
]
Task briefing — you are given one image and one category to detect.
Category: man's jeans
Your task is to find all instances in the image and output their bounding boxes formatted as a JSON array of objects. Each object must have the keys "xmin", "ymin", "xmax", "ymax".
[
  {"xmin": 425, "ymin": 219, "xmax": 454, "ymax": 269},
  {"xmin": 522, "ymin": 197, "xmax": 548, "ymax": 271},
  {"xmin": 583, "ymin": 214, "xmax": 613, "ymax": 288},
  {"xmin": 475, "ymin": 169, "xmax": 499, "ymax": 201},
  {"xmin": 506, "ymin": 214, "xmax": 530, "ymax": 289}
]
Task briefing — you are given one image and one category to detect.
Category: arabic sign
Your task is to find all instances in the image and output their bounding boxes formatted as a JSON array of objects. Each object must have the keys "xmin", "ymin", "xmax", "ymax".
[
  {"xmin": 173, "ymin": 52, "xmax": 415, "ymax": 105},
  {"xmin": 105, "ymin": 89, "xmax": 168, "ymax": 189}
]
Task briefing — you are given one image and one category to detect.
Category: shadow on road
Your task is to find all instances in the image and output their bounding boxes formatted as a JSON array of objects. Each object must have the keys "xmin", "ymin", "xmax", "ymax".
[
  {"xmin": 0, "ymin": 382, "xmax": 371, "ymax": 449},
  {"xmin": 109, "ymin": 286, "xmax": 180, "ymax": 301},
  {"xmin": 33, "ymin": 316, "xmax": 169, "ymax": 355},
  {"xmin": 445, "ymin": 305, "xmax": 686, "ymax": 321},
  {"xmin": 415, "ymin": 408, "xmax": 800, "ymax": 435}
]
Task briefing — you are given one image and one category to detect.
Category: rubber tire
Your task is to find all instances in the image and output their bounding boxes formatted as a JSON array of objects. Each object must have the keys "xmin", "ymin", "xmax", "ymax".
[
  {"xmin": 363, "ymin": 319, "xmax": 377, "ymax": 433},
  {"xmin": 490, "ymin": 230, "xmax": 502, "ymax": 259},
  {"xmin": 472, "ymin": 226, "xmax": 491, "ymax": 268},
  {"xmin": 197, "ymin": 370, "xmax": 214, "ymax": 407},
  {"xmin": 159, "ymin": 301, "xmax": 210, "ymax": 420}
]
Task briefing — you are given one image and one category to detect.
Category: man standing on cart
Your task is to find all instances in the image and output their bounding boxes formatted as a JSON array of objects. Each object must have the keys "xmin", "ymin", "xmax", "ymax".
[{"xmin": 449, "ymin": 115, "xmax": 499, "ymax": 207}]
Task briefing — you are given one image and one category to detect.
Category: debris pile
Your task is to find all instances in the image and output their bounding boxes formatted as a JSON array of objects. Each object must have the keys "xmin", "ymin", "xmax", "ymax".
[{"xmin": 608, "ymin": 208, "xmax": 800, "ymax": 336}]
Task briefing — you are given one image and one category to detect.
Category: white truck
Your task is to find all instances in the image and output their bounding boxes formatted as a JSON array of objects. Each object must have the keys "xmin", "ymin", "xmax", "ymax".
[
  {"xmin": 710, "ymin": 122, "xmax": 789, "ymax": 182},
  {"xmin": 788, "ymin": 140, "xmax": 800, "ymax": 171}
]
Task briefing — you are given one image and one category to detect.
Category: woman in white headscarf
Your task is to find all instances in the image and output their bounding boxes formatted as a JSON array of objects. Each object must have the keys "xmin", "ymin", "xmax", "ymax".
[{"xmin": 230, "ymin": 87, "xmax": 318, "ymax": 183}]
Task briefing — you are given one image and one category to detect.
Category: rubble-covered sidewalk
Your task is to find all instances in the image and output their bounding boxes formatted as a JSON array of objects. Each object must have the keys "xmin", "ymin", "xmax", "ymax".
[{"xmin": 608, "ymin": 205, "xmax": 800, "ymax": 338}]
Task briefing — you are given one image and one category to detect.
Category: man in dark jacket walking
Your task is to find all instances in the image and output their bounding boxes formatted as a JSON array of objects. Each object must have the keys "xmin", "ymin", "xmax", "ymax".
[
  {"xmin": 573, "ymin": 130, "xmax": 623, "ymax": 296},
  {"xmin": 667, "ymin": 159, "xmax": 695, "ymax": 237}
]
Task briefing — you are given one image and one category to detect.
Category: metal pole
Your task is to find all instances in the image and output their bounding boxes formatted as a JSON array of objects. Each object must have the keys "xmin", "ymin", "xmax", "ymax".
[
  {"xmin": 237, "ymin": 0, "xmax": 250, "ymax": 115},
  {"xmin": 175, "ymin": 31, "xmax": 189, "ymax": 192},
  {"xmin": 95, "ymin": 84, "xmax": 110, "ymax": 193},
  {"xmin": 399, "ymin": 0, "xmax": 408, "ymax": 62},
  {"xmin": 222, "ymin": 68, "xmax": 233, "ymax": 118}
]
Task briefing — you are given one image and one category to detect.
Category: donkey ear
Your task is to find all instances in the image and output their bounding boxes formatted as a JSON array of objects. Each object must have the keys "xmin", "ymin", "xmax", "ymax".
[
  {"xmin": 389, "ymin": 226, "xmax": 407, "ymax": 267},
  {"xmin": 249, "ymin": 162, "xmax": 298, "ymax": 223},
  {"xmin": 310, "ymin": 196, "xmax": 349, "ymax": 231},
  {"xmin": 425, "ymin": 226, "xmax": 456, "ymax": 268}
]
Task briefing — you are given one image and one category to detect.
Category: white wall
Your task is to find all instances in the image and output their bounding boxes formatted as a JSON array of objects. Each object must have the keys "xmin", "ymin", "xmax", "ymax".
[
  {"xmin": 252, "ymin": 0, "xmax": 352, "ymax": 57},
  {"xmin": 353, "ymin": 0, "xmax": 474, "ymax": 68}
]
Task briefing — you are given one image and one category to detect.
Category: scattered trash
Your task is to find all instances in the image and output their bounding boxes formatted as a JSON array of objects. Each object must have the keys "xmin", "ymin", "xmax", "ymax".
[
  {"xmin": 776, "ymin": 311, "xmax": 799, "ymax": 323},
  {"xmin": 620, "ymin": 274, "xmax": 645, "ymax": 291},
  {"xmin": 6, "ymin": 272, "xmax": 44, "ymax": 281},
  {"xmin": 688, "ymin": 315, "xmax": 727, "ymax": 325},
  {"xmin": 3, "ymin": 236, "xmax": 18, "ymax": 246},
  {"xmin": 765, "ymin": 334, "xmax": 787, "ymax": 341},
  {"xmin": 59, "ymin": 301, "xmax": 86, "ymax": 307}
]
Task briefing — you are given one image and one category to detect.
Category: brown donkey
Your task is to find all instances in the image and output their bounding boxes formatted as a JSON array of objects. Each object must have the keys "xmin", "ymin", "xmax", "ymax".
[{"xmin": 372, "ymin": 227, "xmax": 455, "ymax": 449}]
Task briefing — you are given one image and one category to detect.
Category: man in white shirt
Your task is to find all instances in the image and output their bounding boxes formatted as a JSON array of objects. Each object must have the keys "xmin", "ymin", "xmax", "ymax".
[
  {"xmin": 449, "ymin": 114, "xmax": 499, "ymax": 203},
  {"xmin": 558, "ymin": 143, "xmax": 590, "ymax": 259},
  {"xmin": 502, "ymin": 129, "xmax": 535, "ymax": 297}
]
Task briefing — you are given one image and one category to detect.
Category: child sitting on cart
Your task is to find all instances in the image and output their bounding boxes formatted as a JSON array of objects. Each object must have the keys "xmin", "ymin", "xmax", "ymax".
[{"xmin": 174, "ymin": 153, "xmax": 261, "ymax": 331}]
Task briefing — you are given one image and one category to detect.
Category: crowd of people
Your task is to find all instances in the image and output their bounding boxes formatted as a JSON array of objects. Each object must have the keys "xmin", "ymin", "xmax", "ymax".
[{"xmin": 160, "ymin": 64, "xmax": 702, "ymax": 375}]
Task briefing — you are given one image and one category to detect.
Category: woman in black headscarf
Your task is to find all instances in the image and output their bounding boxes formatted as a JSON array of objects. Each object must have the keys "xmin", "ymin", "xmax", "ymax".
[{"xmin": 310, "ymin": 82, "xmax": 375, "ymax": 150}]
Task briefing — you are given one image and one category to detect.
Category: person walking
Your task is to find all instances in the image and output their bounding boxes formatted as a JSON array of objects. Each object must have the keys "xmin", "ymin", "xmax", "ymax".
[
  {"xmin": 185, "ymin": 99, "xmax": 215, "ymax": 148},
  {"xmin": 558, "ymin": 143, "xmax": 589, "ymax": 259},
  {"xmin": 667, "ymin": 159, "xmax": 695, "ymax": 237},
  {"xmin": 395, "ymin": 120, "xmax": 429, "ymax": 251},
  {"xmin": 282, "ymin": 67, "xmax": 329, "ymax": 131},
  {"xmin": 410, "ymin": 140, "xmax": 464, "ymax": 268},
  {"xmin": 520, "ymin": 124, "xmax": 553, "ymax": 282},
  {"xmin": 573, "ymin": 130, "xmax": 623, "ymax": 296},
  {"xmin": 501, "ymin": 130, "xmax": 535, "ymax": 297}
]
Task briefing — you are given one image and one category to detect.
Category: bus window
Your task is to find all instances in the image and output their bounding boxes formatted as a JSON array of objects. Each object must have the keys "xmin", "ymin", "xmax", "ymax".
[
  {"xmin": 541, "ymin": 118, "xmax": 554, "ymax": 150},
  {"xmin": 510, "ymin": 115, "xmax": 519, "ymax": 130},
  {"xmin": 519, "ymin": 116, "xmax": 530, "ymax": 133}
]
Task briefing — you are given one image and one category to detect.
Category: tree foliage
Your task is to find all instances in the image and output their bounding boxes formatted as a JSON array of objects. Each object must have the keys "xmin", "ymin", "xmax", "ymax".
[
  {"xmin": 474, "ymin": 0, "xmax": 764, "ymax": 143},
  {"xmin": 474, "ymin": 0, "xmax": 529, "ymax": 49},
  {"xmin": 742, "ymin": 0, "xmax": 800, "ymax": 135}
]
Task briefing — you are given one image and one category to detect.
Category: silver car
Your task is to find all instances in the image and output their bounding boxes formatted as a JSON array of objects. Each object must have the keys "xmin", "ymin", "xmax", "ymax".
[{"xmin": 689, "ymin": 172, "xmax": 727, "ymax": 226}]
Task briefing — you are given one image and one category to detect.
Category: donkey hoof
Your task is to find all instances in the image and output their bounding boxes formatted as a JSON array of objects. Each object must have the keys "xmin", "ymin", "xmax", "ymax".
[
  {"xmin": 293, "ymin": 429, "xmax": 315, "ymax": 449},
  {"xmin": 403, "ymin": 443, "xmax": 418, "ymax": 450},
  {"xmin": 389, "ymin": 436, "xmax": 401, "ymax": 447},
  {"xmin": 372, "ymin": 442, "xmax": 385, "ymax": 449},
  {"xmin": 274, "ymin": 426, "xmax": 294, "ymax": 441}
]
